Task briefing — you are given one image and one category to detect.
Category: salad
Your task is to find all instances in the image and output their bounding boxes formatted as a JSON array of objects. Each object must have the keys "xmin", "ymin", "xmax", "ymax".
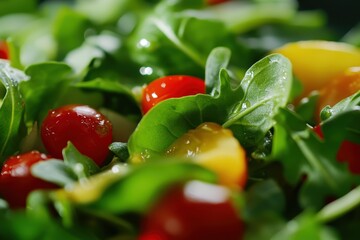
[{"xmin": 1, "ymin": 0, "xmax": 360, "ymax": 239}]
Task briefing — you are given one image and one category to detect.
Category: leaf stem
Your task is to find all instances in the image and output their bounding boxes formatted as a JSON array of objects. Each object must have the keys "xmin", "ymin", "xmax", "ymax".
[
  {"xmin": 152, "ymin": 17, "xmax": 206, "ymax": 68},
  {"xmin": 317, "ymin": 185, "xmax": 360, "ymax": 223},
  {"xmin": 295, "ymin": 136, "xmax": 339, "ymax": 191}
]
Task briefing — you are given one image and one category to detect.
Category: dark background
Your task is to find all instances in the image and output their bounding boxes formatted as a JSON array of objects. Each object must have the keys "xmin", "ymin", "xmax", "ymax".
[{"xmin": 298, "ymin": 0, "xmax": 360, "ymax": 34}]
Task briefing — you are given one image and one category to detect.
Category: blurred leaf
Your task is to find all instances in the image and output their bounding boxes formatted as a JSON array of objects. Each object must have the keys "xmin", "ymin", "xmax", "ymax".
[
  {"xmin": 0, "ymin": 60, "xmax": 27, "ymax": 164},
  {"xmin": 272, "ymin": 211, "xmax": 339, "ymax": 240},
  {"xmin": 89, "ymin": 160, "xmax": 217, "ymax": 214},
  {"xmin": 63, "ymin": 142, "xmax": 100, "ymax": 180},
  {"xmin": 31, "ymin": 159, "xmax": 77, "ymax": 187},
  {"xmin": 20, "ymin": 62, "xmax": 73, "ymax": 123}
]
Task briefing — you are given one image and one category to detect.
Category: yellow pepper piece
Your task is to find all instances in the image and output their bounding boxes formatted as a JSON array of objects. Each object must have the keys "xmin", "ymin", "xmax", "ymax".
[{"xmin": 273, "ymin": 40, "xmax": 360, "ymax": 98}]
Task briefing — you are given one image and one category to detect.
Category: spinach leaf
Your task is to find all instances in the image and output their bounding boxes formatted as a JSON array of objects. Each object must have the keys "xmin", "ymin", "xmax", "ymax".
[
  {"xmin": 128, "ymin": 53, "xmax": 292, "ymax": 160},
  {"xmin": 0, "ymin": 60, "xmax": 27, "ymax": 164},
  {"xmin": 62, "ymin": 142, "xmax": 100, "ymax": 179},
  {"xmin": 127, "ymin": 4, "xmax": 250, "ymax": 81},
  {"xmin": 20, "ymin": 62, "xmax": 73, "ymax": 123},
  {"xmin": 205, "ymin": 47, "xmax": 231, "ymax": 95}
]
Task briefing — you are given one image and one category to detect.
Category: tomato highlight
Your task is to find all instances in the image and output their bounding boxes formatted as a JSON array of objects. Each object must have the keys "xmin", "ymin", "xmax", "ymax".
[
  {"xmin": 141, "ymin": 75, "xmax": 205, "ymax": 114},
  {"xmin": 0, "ymin": 151, "xmax": 58, "ymax": 209},
  {"xmin": 41, "ymin": 105, "xmax": 113, "ymax": 166},
  {"xmin": 139, "ymin": 181, "xmax": 244, "ymax": 240}
]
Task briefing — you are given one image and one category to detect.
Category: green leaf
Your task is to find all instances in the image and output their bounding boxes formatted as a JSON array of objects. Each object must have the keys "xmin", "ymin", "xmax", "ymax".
[
  {"xmin": 0, "ymin": 0, "xmax": 36, "ymax": 16},
  {"xmin": 244, "ymin": 179, "xmax": 285, "ymax": 221},
  {"xmin": 317, "ymin": 184, "xmax": 360, "ymax": 223},
  {"xmin": 63, "ymin": 142, "xmax": 100, "ymax": 180},
  {"xmin": 128, "ymin": 6, "xmax": 250, "ymax": 81},
  {"xmin": 320, "ymin": 91, "xmax": 360, "ymax": 122},
  {"xmin": 89, "ymin": 160, "xmax": 217, "ymax": 214},
  {"xmin": 65, "ymin": 43, "xmax": 104, "ymax": 77},
  {"xmin": 75, "ymin": 78, "xmax": 141, "ymax": 116},
  {"xmin": 20, "ymin": 62, "xmax": 73, "ymax": 123},
  {"xmin": 205, "ymin": 47, "xmax": 231, "ymax": 94},
  {"xmin": 272, "ymin": 211, "xmax": 339, "ymax": 240},
  {"xmin": 31, "ymin": 159, "xmax": 77, "ymax": 187},
  {"xmin": 128, "ymin": 54, "xmax": 292, "ymax": 159},
  {"xmin": 0, "ymin": 211, "xmax": 94, "ymax": 240},
  {"xmin": 189, "ymin": 0, "xmax": 296, "ymax": 34},
  {"xmin": 0, "ymin": 60, "xmax": 27, "ymax": 164},
  {"xmin": 109, "ymin": 142, "xmax": 129, "ymax": 162},
  {"xmin": 223, "ymin": 54, "xmax": 292, "ymax": 147},
  {"xmin": 128, "ymin": 69, "xmax": 239, "ymax": 160},
  {"xmin": 295, "ymin": 91, "xmax": 319, "ymax": 125},
  {"xmin": 53, "ymin": 7, "xmax": 91, "ymax": 58},
  {"xmin": 272, "ymin": 108, "xmax": 360, "ymax": 209}
]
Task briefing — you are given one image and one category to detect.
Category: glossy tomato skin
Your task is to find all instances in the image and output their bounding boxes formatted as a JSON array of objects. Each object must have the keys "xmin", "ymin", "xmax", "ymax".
[
  {"xmin": 139, "ymin": 181, "xmax": 244, "ymax": 240},
  {"xmin": 141, "ymin": 75, "xmax": 205, "ymax": 114},
  {"xmin": 0, "ymin": 151, "xmax": 57, "ymax": 209},
  {"xmin": 41, "ymin": 104, "xmax": 113, "ymax": 166},
  {"xmin": 0, "ymin": 41, "xmax": 9, "ymax": 59},
  {"xmin": 313, "ymin": 125, "xmax": 360, "ymax": 174}
]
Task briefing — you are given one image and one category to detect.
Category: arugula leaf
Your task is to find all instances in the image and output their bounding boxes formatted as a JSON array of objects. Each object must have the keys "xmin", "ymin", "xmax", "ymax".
[
  {"xmin": 223, "ymin": 54, "xmax": 292, "ymax": 147},
  {"xmin": 0, "ymin": 60, "xmax": 27, "ymax": 164},
  {"xmin": 272, "ymin": 108, "xmax": 360, "ymax": 209},
  {"xmin": 128, "ymin": 53, "xmax": 292, "ymax": 160},
  {"xmin": 320, "ymin": 91, "xmax": 360, "ymax": 122}
]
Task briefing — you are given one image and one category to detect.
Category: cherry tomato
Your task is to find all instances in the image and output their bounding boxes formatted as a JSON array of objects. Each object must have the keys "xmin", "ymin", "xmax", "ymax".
[
  {"xmin": 313, "ymin": 125, "xmax": 360, "ymax": 174},
  {"xmin": 0, "ymin": 41, "xmax": 9, "ymax": 59},
  {"xmin": 141, "ymin": 75, "xmax": 205, "ymax": 114},
  {"xmin": 0, "ymin": 151, "xmax": 58, "ymax": 209},
  {"xmin": 206, "ymin": 0, "xmax": 230, "ymax": 5},
  {"xmin": 41, "ymin": 104, "xmax": 113, "ymax": 166},
  {"xmin": 139, "ymin": 181, "xmax": 244, "ymax": 240}
]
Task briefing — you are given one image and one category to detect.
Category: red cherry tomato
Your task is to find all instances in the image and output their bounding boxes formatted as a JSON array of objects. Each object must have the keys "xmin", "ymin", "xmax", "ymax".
[
  {"xmin": 0, "ymin": 41, "xmax": 9, "ymax": 59},
  {"xmin": 313, "ymin": 125, "xmax": 360, "ymax": 174},
  {"xmin": 206, "ymin": 0, "xmax": 230, "ymax": 5},
  {"xmin": 139, "ymin": 181, "xmax": 244, "ymax": 240},
  {"xmin": 0, "ymin": 151, "xmax": 58, "ymax": 209},
  {"xmin": 141, "ymin": 75, "xmax": 205, "ymax": 114},
  {"xmin": 41, "ymin": 105, "xmax": 113, "ymax": 166}
]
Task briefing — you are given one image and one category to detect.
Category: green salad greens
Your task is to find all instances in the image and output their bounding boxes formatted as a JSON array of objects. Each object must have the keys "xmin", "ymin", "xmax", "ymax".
[{"xmin": 1, "ymin": 0, "xmax": 360, "ymax": 239}]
